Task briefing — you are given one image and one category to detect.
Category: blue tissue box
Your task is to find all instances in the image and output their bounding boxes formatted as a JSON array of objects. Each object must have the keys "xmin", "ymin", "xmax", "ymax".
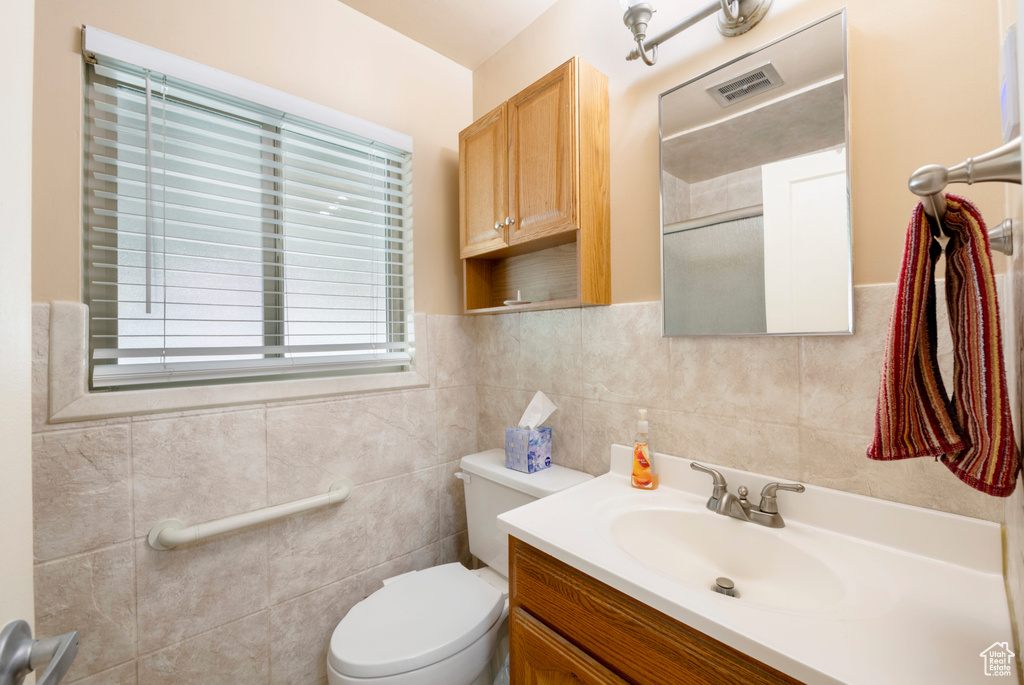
[{"xmin": 504, "ymin": 427, "xmax": 552, "ymax": 473}]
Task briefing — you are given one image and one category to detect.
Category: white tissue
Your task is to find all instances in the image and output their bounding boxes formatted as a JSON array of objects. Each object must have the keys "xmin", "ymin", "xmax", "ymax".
[{"xmin": 517, "ymin": 391, "xmax": 557, "ymax": 429}]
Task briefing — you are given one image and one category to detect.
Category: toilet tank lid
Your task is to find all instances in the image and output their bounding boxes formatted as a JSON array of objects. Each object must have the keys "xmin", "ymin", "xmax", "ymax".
[{"xmin": 459, "ymin": 449, "xmax": 593, "ymax": 498}]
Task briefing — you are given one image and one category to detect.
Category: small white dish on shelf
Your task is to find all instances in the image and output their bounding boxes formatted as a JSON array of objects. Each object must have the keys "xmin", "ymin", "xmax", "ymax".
[{"xmin": 503, "ymin": 290, "xmax": 531, "ymax": 306}]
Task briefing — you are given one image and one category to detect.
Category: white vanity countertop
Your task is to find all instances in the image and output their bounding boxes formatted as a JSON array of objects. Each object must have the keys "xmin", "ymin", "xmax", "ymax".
[{"xmin": 497, "ymin": 445, "xmax": 1016, "ymax": 684}]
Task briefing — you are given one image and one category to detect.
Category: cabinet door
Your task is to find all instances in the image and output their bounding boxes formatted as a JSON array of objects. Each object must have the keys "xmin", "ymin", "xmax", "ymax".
[
  {"xmin": 510, "ymin": 607, "xmax": 628, "ymax": 685},
  {"xmin": 460, "ymin": 102, "xmax": 509, "ymax": 258},
  {"xmin": 508, "ymin": 59, "xmax": 577, "ymax": 245}
]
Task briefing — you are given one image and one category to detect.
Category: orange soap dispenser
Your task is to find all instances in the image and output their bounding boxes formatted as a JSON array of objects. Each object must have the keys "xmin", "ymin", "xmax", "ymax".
[{"xmin": 631, "ymin": 409, "xmax": 658, "ymax": 490}]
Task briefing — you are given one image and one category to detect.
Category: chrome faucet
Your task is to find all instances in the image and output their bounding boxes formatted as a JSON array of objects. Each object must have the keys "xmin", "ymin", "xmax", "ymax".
[{"xmin": 690, "ymin": 463, "xmax": 804, "ymax": 528}]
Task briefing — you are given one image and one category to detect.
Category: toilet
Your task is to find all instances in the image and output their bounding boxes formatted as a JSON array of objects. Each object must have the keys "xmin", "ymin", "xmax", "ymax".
[{"xmin": 326, "ymin": 448, "xmax": 592, "ymax": 685}]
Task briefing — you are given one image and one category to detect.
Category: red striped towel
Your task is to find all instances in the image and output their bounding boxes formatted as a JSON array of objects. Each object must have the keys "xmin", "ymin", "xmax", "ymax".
[{"xmin": 868, "ymin": 195, "xmax": 1019, "ymax": 497}]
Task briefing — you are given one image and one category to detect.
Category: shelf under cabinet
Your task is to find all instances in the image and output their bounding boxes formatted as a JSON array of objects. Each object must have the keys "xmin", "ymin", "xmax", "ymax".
[{"xmin": 464, "ymin": 240, "xmax": 600, "ymax": 314}]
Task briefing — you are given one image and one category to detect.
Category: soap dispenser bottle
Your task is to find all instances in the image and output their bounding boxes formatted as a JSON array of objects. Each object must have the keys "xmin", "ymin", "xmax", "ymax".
[{"xmin": 631, "ymin": 409, "xmax": 658, "ymax": 490}]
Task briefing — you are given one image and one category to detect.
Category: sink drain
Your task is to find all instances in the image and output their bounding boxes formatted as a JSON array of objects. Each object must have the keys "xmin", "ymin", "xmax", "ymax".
[{"xmin": 713, "ymin": 577, "xmax": 737, "ymax": 598}]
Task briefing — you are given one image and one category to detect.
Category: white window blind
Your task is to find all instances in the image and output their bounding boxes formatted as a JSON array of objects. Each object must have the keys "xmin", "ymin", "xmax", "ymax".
[{"xmin": 83, "ymin": 44, "xmax": 413, "ymax": 390}]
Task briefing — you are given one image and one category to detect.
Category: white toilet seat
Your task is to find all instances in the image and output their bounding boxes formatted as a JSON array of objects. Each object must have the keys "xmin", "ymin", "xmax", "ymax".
[
  {"xmin": 327, "ymin": 600, "xmax": 509, "ymax": 685},
  {"xmin": 327, "ymin": 563, "xmax": 507, "ymax": 685}
]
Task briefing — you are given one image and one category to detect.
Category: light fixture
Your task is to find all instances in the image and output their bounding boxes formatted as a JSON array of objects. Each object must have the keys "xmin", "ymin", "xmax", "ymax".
[
  {"xmin": 622, "ymin": 3, "xmax": 658, "ymax": 66},
  {"xmin": 623, "ymin": 0, "xmax": 773, "ymax": 66}
]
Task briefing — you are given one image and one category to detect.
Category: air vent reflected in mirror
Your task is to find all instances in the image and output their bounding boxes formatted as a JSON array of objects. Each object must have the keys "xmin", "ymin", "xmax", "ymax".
[{"xmin": 707, "ymin": 63, "xmax": 784, "ymax": 107}]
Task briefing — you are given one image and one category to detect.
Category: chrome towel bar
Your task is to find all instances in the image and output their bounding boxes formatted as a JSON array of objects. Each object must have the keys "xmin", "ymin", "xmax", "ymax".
[
  {"xmin": 908, "ymin": 136, "xmax": 1021, "ymax": 255},
  {"xmin": 148, "ymin": 477, "xmax": 355, "ymax": 550}
]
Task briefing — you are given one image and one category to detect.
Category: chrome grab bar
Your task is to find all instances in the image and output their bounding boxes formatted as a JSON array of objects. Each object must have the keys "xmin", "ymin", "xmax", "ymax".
[
  {"xmin": 148, "ymin": 477, "xmax": 354, "ymax": 550},
  {"xmin": 0, "ymin": 621, "xmax": 79, "ymax": 685}
]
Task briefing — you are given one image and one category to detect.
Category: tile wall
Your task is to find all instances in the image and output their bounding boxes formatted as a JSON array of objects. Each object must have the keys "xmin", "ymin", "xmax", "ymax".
[
  {"xmin": 33, "ymin": 279, "xmax": 1015, "ymax": 684},
  {"xmin": 474, "ymin": 284, "xmax": 1005, "ymax": 522},
  {"xmin": 30, "ymin": 306, "xmax": 478, "ymax": 685}
]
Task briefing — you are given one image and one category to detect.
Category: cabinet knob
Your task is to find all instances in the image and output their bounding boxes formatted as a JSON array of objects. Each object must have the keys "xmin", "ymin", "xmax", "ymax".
[
  {"xmin": 494, "ymin": 220, "xmax": 502, "ymax": 230},
  {"xmin": 504, "ymin": 216, "xmax": 515, "ymax": 226}
]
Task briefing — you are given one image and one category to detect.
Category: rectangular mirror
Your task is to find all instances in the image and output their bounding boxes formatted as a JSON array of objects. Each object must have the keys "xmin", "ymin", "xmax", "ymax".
[{"xmin": 660, "ymin": 10, "xmax": 851, "ymax": 336}]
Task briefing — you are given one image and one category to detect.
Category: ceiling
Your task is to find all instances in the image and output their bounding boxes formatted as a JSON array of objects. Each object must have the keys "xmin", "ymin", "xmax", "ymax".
[{"xmin": 338, "ymin": 0, "xmax": 563, "ymax": 70}]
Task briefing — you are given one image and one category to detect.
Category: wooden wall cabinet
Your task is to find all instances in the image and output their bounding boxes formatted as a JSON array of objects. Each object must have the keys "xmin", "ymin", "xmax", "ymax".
[
  {"xmin": 509, "ymin": 537, "xmax": 806, "ymax": 685},
  {"xmin": 459, "ymin": 103, "xmax": 509, "ymax": 257},
  {"xmin": 459, "ymin": 57, "xmax": 610, "ymax": 314}
]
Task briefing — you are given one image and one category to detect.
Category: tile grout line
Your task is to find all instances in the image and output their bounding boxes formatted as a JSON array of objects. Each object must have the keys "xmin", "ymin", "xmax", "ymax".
[
  {"xmin": 34, "ymin": 539, "xmax": 137, "ymax": 569},
  {"xmin": 797, "ymin": 336, "xmax": 805, "ymax": 475},
  {"xmin": 263, "ymin": 400, "xmax": 272, "ymax": 676},
  {"xmin": 474, "ymin": 381, "xmax": 811, "ymax": 432},
  {"xmin": 64, "ymin": 658, "xmax": 135, "ymax": 685},
  {"xmin": 264, "ymin": 540, "xmax": 443, "ymax": 612},
  {"xmin": 133, "ymin": 607, "xmax": 270, "ymax": 663},
  {"xmin": 265, "ymin": 602, "xmax": 273, "ymax": 685},
  {"xmin": 431, "ymin": 318, "xmax": 444, "ymax": 553},
  {"xmin": 128, "ymin": 419, "xmax": 139, "ymax": 671}
]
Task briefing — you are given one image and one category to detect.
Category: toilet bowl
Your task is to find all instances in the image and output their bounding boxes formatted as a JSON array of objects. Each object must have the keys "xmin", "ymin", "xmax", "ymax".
[{"xmin": 326, "ymin": 449, "xmax": 592, "ymax": 685}]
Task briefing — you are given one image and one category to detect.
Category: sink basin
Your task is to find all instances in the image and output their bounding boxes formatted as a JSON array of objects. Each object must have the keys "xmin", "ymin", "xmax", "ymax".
[{"xmin": 609, "ymin": 508, "xmax": 847, "ymax": 613}]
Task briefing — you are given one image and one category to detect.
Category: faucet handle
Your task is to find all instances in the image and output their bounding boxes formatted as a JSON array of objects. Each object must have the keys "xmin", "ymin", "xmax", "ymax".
[
  {"xmin": 690, "ymin": 462, "xmax": 729, "ymax": 502},
  {"xmin": 758, "ymin": 482, "xmax": 805, "ymax": 514}
]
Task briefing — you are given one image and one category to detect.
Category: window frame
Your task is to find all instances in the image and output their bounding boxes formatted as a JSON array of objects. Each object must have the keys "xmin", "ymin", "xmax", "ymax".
[
  {"xmin": 81, "ymin": 27, "xmax": 417, "ymax": 393},
  {"xmin": 51, "ymin": 26, "xmax": 427, "ymax": 422}
]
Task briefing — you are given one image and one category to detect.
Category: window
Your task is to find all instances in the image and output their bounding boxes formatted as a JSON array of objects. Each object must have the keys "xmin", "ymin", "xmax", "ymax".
[{"xmin": 82, "ymin": 30, "xmax": 413, "ymax": 390}]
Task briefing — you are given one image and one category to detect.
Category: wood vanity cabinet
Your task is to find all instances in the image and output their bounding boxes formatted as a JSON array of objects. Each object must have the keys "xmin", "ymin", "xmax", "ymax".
[
  {"xmin": 459, "ymin": 57, "xmax": 610, "ymax": 314},
  {"xmin": 508, "ymin": 537, "xmax": 806, "ymax": 685},
  {"xmin": 510, "ymin": 607, "xmax": 628, "ymax": 685}
]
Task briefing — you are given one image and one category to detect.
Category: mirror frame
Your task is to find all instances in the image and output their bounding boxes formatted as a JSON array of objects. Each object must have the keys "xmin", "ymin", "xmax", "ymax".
[{"xmin": 658, "ymin": 9, "xmax": 852, "ymax": 337}]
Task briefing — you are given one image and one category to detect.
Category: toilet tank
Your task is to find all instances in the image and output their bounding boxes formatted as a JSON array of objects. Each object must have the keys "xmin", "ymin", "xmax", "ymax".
[{"xmin": 459, "ymin": 449, "xmax": 592, "ymax": 578}]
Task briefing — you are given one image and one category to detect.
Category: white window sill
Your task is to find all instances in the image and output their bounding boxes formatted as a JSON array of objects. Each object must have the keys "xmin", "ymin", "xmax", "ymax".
[{"xmin": 46, "ymin": 301, "xmax": 430, "ymax": 422}]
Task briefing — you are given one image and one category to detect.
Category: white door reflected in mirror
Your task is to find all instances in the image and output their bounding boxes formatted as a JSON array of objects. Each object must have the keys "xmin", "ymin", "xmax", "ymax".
[{"xmin": 762, "ymin": 147, "xmax": 850, "ymax": 333}]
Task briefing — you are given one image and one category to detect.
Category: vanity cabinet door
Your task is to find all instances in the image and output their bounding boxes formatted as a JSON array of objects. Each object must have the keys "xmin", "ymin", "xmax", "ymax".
[
  {"xmin": 507, "ymin": 59, "xmax": 578, "ymax": 245},
  {"xmin": 510, "ymin": 606, "xmax": 628, "ymax": 685},
  {"xmin": 510, "ymin": 537, "xmax": 805, "ymax": 685},
  {"xmin": 459, "ymin": 102, "xmax": 509, "ymax": 258}
]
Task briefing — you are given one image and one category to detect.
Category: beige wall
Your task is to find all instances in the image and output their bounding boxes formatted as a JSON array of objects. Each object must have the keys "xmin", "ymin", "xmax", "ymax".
[
  {"xmin": 474, "ymin": 0, "xmax": 1007, "ymax": 303},
  {"xmin": 1, "ymin": 0, "xmax": 36, "ymax": 642},
  {"xmin": 32, "ymin": 0, "xmax": 472, "ymax": 315}
]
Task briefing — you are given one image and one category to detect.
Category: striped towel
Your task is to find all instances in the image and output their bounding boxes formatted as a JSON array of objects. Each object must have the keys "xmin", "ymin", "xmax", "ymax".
[{"xmin": 868, "ymin": 195, "xmax": 1019, "ymax": 497}]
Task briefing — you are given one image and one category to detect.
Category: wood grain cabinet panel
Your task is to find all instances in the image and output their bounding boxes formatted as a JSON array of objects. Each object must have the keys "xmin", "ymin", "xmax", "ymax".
[
  {"xmin": 459, "ymin": 103, "xmax": 509, "ymax": 258},
  {"xmin": 510, "ymin": 607, "xmax": 628, "ymax": 685},
  {"xmin": 508, "ymin": 60, "xmax": 576, "ymax": 244},
  {"xmin": 458, "ymin": 57, "xmax": 609, "ymax": 314},
  {"xmin": 509, "ymin": 537, "xmax": 805, "ymax": 685}
]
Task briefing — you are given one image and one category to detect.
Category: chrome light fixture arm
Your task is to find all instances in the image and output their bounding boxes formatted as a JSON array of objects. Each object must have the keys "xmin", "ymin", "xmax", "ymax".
[
  {"xmin": 720, "ymin": 0, "xmax": 742, "ymax": 24},
  {"xmin": 623, "ymin": 0, "xmax": 772, "ymax": 65}
]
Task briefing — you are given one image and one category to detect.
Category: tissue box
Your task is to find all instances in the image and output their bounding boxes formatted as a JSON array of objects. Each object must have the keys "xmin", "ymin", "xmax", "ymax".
[{"xmin": 504, "ymin": 427, "xmax": 552, "ymax": 473}]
